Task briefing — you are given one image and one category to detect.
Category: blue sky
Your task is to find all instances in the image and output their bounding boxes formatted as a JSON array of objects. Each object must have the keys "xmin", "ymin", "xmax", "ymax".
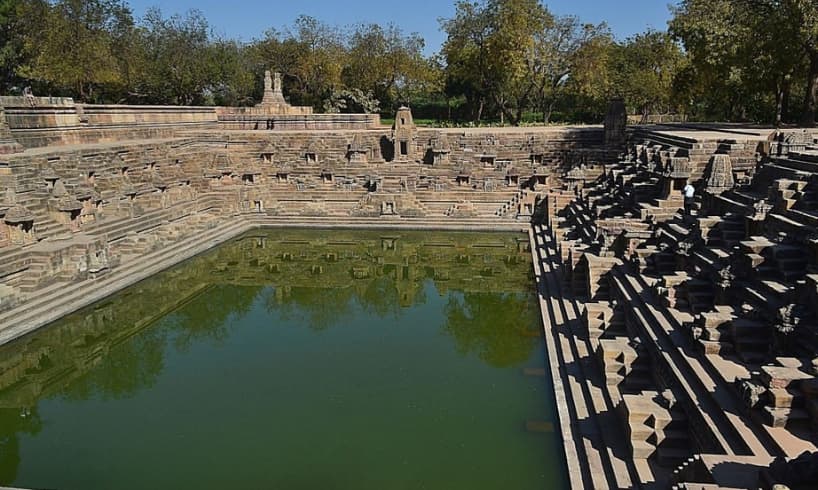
[{"xmin": 127, "ymin": 0, "xmax": 677, "ymax": 55}]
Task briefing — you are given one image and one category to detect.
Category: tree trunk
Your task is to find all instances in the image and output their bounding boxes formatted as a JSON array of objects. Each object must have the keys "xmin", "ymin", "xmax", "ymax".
[
  {"xmin": 801, "ymin": 53, "xmax": 818, "ymax": 127},
  {"xmin": 782, "ymin": 77, "xmax": 791, "ymax": 123},
  {"xmin": 496, "ymin": 99, "xmax": 519, "ymax": 126},
  {"xmin": 542, "ymin": 100, "xmax": 555, "ymax": 124},
  {"xmin": 477, "ymin": 98, "xmax": 484, "ymax": 123}
]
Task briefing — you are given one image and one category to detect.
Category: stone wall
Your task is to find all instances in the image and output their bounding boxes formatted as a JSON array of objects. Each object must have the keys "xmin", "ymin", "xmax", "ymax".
[
  {"xmin": 0, "ymin": 122, "xmax": 608, "ymax": 315},
  {"xmin": 627, "ymin": 126, "xmax": 766, "ymax": 183},
  {"xmin": 0, "ymin": 98, "xmax": 384, "ymax": 148},
  {"xmin": 0, "ymin": 96, "xmax": 220, "ymax": 148},
  {"xmin": 216, "ymin": 112, "xmax": 380, "ymax": 130}
]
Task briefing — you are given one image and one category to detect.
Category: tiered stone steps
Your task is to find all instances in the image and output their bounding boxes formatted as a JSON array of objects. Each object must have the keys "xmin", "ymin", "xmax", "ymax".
[
  {"xmin": 529, "ymin": 223, "xmax": 638, "ymax": 489},
  {"xmin": 0, "ymin": 216, "xmax": 249, "ymax": 345},
  {"xmin": 610, "ymin": 267, "xmax": 777, "ymax": 459}
]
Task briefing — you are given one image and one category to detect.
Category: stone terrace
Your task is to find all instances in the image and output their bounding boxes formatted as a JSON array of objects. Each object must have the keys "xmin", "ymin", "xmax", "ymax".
[{"xmin": 0, "ymin": 100, "xmax": 613, "ymax": 347}]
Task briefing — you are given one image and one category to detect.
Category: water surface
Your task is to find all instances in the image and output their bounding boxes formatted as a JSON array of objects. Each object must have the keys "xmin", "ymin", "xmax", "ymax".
[{"xmin": 0, "ymin": 230, "xmax": 565, "ymax": 490}]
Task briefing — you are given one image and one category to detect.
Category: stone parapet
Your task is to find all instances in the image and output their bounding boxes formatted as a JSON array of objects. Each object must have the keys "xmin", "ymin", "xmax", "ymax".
[
  {"xmin": 216, "ymin": 112, "xmax": 380, "ymax": 130},
  {"xmin": 80, "ymin": 104, "xmax": 218, "ymax": 127},
  {"xmin": 0, "ymin": 96, "xmax": 80, "ymax": 130}
]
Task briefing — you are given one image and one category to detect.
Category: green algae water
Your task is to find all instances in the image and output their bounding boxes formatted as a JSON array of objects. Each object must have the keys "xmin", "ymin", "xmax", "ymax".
[{"xmin": 0, "ymin": 230, "xmax": 566, "ymax": 490}]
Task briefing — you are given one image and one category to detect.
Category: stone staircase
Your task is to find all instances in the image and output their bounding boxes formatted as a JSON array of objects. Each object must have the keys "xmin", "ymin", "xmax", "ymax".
[
  {"xmin": 495, "ymin": 190, "xmax": 526, "ymax": 217},
  {"xmin": 621, "ymin": 392, "xmax": 692, "ymax": 467}
]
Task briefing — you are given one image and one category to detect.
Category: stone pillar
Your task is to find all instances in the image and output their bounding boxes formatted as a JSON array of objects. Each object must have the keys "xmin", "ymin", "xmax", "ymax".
[
  {"xmin": 604, "ymin": 97, "xmax": 627, "ymax": 150},
  {"xmin": 258, "ymin": 70, "xmax": 288, "ymax": 107}
]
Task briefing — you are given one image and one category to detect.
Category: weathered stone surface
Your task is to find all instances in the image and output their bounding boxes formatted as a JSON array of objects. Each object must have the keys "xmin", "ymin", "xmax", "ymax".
[
  {"xmin": 705, "ymin": 154, "xmax": 735, "ymax": 194},
  {"xmin": 604, "ymin": 97, "xmax": 626, "ymax": 149},
  {"xmin": 0, "ymin": 106, "xmax": 22, "ymax": 154}
]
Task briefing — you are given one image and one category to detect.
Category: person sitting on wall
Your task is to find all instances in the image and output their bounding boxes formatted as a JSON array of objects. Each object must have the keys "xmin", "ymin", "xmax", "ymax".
[
  {"xmin": 22, "ymin": 86, "xmax": 36, "ymax": 107},
  {"xmin": 683, "ymin": 182, "xmax": 695, "ymax": 216}
]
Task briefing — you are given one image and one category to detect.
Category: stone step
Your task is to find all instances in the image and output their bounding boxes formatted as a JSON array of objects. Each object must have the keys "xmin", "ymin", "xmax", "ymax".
[
  {"xmin": 760, "ymin": 406, "xmax": 810, "ymax": 428},
  {"xmin": 0, "ymin": 217, "xmax": 245, "ymax": 332},
  {"xmin": 657, "ymin": 447, "xmax": 692, "ymax": 468}
]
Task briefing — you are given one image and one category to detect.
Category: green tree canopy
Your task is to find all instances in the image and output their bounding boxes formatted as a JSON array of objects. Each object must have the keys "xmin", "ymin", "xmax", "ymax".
[
  {"xmin": 671, "ymin": 0, "xmax": 818, "ymax": 125},
  {"xmin": 20, "ymin": 0, "xmax": 132, "ymax": 101}
]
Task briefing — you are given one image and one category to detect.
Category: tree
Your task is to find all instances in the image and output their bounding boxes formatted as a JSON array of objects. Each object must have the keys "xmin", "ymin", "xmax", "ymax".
[
  {"xmin": 610, "ymin": 31, "xmax": 686, "ymax": 121},
  {"xmin": 20, "ymin": 0, "xmax": 132, "ymax": 101},
  {"xmin": 247, "ymin": 16, "xmax": 344, "ymax": 109},
  {"xmin": 441, "ymin": 0, "xmax": 552, "ymax": 125},
  {"xmin": 781, "ymin": 0, "xmax": 818, "ymax": 126},
  {"xmin": 0, "ymin": 0, "xmax": 38, "ymax": 93},
  {"xmin": 206, "ymin": 38, "xmax": 256, "ymax": 106},
  {"xmin": 482, "ymin": 0, "xmax": 552, "ymax": 124},
  {"xmin": 671, "ymin": 0, "xmax": 818, "ymax": 125},
  {"xmin": 531, "ymin": 16, "xmax": 612, "ymax": 122},
  {"xmin": 440, "ymin": 0, "xmax": 494, "ymax": 121},
  {"xmin": 287, "ymin": 15, "xmax": 345, "ymax": 108},
  {"xmin": 135, "ymin": 8, "xmax": 223, "ymax": 105},
  {"xmin": 343, "ymin": 23, "xmax": 432, "ymax": 110}
]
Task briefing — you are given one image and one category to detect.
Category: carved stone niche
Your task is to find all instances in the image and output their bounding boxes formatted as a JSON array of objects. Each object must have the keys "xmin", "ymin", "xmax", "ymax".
[
  {"xmin": 347, "ymin": 133, "xmax": 369, "ymax": 164},
  {"xmin": 0, "ymin": 106, "xmax": 23, "ymax": 155},
  {"xmin": 0, "ymin": 205, "xmax": 9, "ymax": 247},
  {"xmin": 530, "ymin": 144, "xmax": 546, "ymax": 165},
  {"xmin": 305, "ymin": 140, "xmax": 320, "ymax": 164},
  {"xmin": 260, "ymin": 147, "xmax": 275, "ymax": 164},
  {"xmin": 365, "ymin": 175, "xmax": 381, "ymax": 192},
  {"xmin": 479, "ymin": 154, "xmax": 496, "ymax": 167},
  {"xmin": 381, "ymin": 201, "xmax": 397, "ymax": 216},
  {"xmin": 666, "ymin": 157, "xmax": 692, "ymax": 179},
  {"xmin": 241, "ymin": 167, "xmax": 262, "ymax": 185},
  {"xmin": 320, "ymin": 170, "xmax": 333, "ymax": 184},
  {"xmin": 42, "ymin": 165, "xmax": 60, "ymax": 190},
  {"xmin": 506, "ymin": 169, "xmax": 519, "ymax": 188},
  {"xmin": 427, "ymin": 134, "xmax": 451, "ymax": 165},
  {"xmin": 50, "ymin": 180, "xmax": 83, "ymax": 231},
  {"xmin": 3, "ymin": 205, "xmax": 35, "ymax": 245},
  {"xmin": 564, "ymin": 164, "xmax": 589, "ymax": 193}
]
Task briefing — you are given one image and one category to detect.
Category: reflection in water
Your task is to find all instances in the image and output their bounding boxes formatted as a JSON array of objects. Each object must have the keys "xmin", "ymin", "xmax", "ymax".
[
  {"xmin": 0, "ymin": 230, "xmax": 563, "ymax": 490},
  {"xmin": 0, "ymin": 407, "xmax": 41, "ymax": 484},
  {"xmin": 444, "ymin": 292, "xmax": 540, "ymax": 368}
]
